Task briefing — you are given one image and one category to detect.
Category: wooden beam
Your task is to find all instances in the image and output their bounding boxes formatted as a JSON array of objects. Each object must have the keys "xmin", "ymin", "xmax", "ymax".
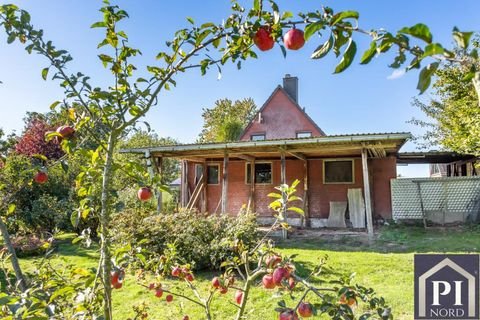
[
  {"xmin": 286, "ymin": 151, "xmax": 306, "ymax": 161},
  {"xmin": 202, "ymin": 163, "xmax": 207, "ymax": 213},
  {"xmin": 247, "ymin": 159, "xmax": 255, "ymax": 214},
  {"xmin": 361, "ymin": 148, "xmax": 374, "ymax": 238},
  {"xmin": 303, "ymin": 159, "xmax": 310, "ymax": 227},
  {"xmin": 145, "ymin": 150, "xmax": 163, "ymax": 214},
  {"xmin": 156, "ymin": 157, "xmax": 163, "ymax": 213},
  {"xmin": 221, "ymin": 151, "xmax": 229, "ymax": 214},
  {"xmin": 232, "ymin": 154, "xmax": 255, "ymax": 162},
  {"xmin": 280, "ymin": 151, "xmax": 287, "ymax": 239}
]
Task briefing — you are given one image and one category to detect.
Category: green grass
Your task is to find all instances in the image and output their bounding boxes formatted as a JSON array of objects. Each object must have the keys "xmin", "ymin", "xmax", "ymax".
[{"xmin": 8, "ymin": 225, "xmax": 480, "ymax": 319}]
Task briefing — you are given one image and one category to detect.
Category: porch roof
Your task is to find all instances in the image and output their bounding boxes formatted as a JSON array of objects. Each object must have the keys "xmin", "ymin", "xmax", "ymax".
[
  {"xmin": 397, "ymin": 151, "xmax": 477, "ymax": 164},
  {"xmin": 120, "ymin": 132, "xmax": 411, "ymax": 160}
]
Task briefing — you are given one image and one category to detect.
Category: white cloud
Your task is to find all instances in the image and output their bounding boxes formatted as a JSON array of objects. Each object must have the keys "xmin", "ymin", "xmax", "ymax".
[{"xmin": 387, "ymin": 69, "xmax": 406, "ymax": 80}]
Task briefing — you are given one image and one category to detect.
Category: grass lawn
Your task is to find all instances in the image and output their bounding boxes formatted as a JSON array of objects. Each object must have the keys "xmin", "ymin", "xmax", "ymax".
[{"xmin": 7, "ymin": 225, "xmax": 480, "ymax": 319}]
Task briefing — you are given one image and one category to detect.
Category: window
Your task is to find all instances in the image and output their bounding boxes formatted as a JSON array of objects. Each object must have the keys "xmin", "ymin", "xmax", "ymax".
[
  {"xmin": 323, "ymin": 159, "xmax": 354, "ymax": 184},
  {"xmin": 296, "ymin": 131, "xmax": 312, "ymax": 138},
  {"xmin": 246, "ymin": 162, "xmax": 272, "ymax": 184},
  {"xmin": 195, "ymin": 164, "xmax": 203, "ymax": 184},
  {"xmin": 207, "ymin": 165, "xmax": 219, "ymax": 184},
  {"xmin": 250, "ymin": 133, "xmax": 266, "ymax": 141}
]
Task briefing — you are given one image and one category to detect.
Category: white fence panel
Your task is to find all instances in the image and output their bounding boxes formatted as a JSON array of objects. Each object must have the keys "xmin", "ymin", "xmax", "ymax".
[{"xmin": 391, "ymin": 177, "xmax": 480, "ymax": 223}]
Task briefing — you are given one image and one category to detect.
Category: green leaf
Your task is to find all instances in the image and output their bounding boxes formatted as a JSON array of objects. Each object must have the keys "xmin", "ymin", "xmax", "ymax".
[
  {"xmin": 61, "ymin": 160, "xmax": 69, "ymax": 173},
  {"xmin": 360, "ymin": 41, "xmax": 377, "ymax": 64},
  {"xmin": 20, "ymin": 11, "xmax": 31, "ymax": 24},
  {"xmin": 304, "ymin": 21, "xmax": 324, "ymax": 41},
  {"xmin": 7, "ymin": 33, "xmax": 16, "ymax": 44},
  {"xmin": 287, "ymin": 206, "xmax": 304, "ymax": 215},
  {"xmin": 333, "ymin": 39, "xmax": 357, "ymax": 74},
  {"xmin": 267, "ymin": 193, "xmax": 282, "ymax": 199},
  {"xmin": 32, "ymin": 154, "xmax": 48, "ymax": 161},
  {"xmin": 417, "ymin": 62, "xmax": 439, "ymax": 94},
  {"xmin": 399, "ymin": 23, "xmax": 432, "ymax": 43},
  {"xmin": 71, "ymin": 210, "xmax": 80, "ymax": 228},
  {"xmin": 311, "ymin": 35, "xmax": 333, "ymax": 59},
  {"xmin": 49, "ymin": 101, "xmax": 61, "ymax": 110},
  {"xmin": 422, "ymin": 43, "xmax": 444, "ymax": 58},
  {"xmin": 330, "ymin": 11, "xmax": 359, "ymax": 26},
  {"xmin": 91, "ymin": 21, "xmax": 107, "ymax": 28},
  {"xmin": 186, "ymin": 17, "xmax": 194, "ymax": 25},
  {"xmin": 452, "ymin": 27, "xmax": 473, "ymax": 49},
  {"xmin": 7, "ymin": 204, "xmax": 16, "ymax": 214},
  {"xmin": 41, "ymin": 67, "xmax": 49, "ymax": 80}
]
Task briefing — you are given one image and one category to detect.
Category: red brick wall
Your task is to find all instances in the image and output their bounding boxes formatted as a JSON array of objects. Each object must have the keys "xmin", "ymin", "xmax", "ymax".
[
  {"xmin": 185, "ymin": 157, "xmax": 397, "ymax": 220},
  {"xmin": 308, "ymin": 159, "xmax": 364, "ymax": 218},
  {"xmin": 239, "ymin": 89, "xmax": 323, "ymax": 141},
  {"xmin": 371, "ymin": 157, "xmax": 397, "ymax": 219}
]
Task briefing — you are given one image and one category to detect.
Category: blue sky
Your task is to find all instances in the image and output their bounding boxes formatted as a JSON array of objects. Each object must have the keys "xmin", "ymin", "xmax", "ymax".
[{"xmin": 1, "ymin": 1, "xmax": 479, "ymax": 177}]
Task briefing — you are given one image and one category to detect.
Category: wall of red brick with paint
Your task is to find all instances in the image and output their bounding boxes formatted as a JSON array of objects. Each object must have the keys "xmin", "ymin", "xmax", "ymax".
[
  {"xmin": 185, "ymin": 156, "xmax": 396, "ymax": 220},
  {"xmin": 239, "ymin": 89, "xmax": 323, "ymax": 141}
]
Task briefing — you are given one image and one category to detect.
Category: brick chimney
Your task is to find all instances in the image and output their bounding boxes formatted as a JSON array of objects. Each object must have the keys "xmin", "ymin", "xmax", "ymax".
[{"xmin": 283, "ymin": 74, "xmax": 298, "ymax": 103}]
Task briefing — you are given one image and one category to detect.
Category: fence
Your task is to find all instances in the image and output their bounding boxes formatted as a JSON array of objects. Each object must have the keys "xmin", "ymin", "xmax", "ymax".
[{"xmin": 391, "ymin": 176, "xmax": 480, "ymax": 224}]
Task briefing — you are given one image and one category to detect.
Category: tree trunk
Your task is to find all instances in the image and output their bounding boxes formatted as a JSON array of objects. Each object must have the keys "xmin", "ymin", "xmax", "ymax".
[
  {"xmin": 0, "ymin": 216, "xmax": 27, "ymax": 292},
  {"xmin": 100, "ymin": 133, "xmax": 117, "ymax": 320}
]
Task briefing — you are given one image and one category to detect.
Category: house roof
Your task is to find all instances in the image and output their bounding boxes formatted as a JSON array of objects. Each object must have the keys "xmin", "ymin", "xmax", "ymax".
[
  {"xmin": 239, "ymin": 86, "xmax": 326, "ymax": 139},
  {"xmin": 121, "ymin": 132, "xmax": 411, "ymax": 160}
]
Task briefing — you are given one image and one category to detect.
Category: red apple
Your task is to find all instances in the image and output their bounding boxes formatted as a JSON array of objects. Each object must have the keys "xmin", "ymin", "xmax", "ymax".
[
  {"xmin": 111, "ymin": 269, "xmax": 125, "ymax": 289},
  {"xmin": 212, "ymin": 277, "xmax": 221, "ymax": 289},
  {"xmin": 262, "ymin": 274, "xmax": 276, "ymax": 289},
  {"xmin": 266, "ymin": 255, "xmax": 282, "ymax": 268},
  {"xmin": 148, "ymin": 283, "xmax": 155, "ymax": 290},
  {"xmin": 279, "ymin": 309, "xmax": 299, "ymax": 320},
  {"xmin": 185, "ymin": 273, "xmax": 194, "ymax": 282},
  {"xmin": 166, "ymin": 294, "xmax": 173, "ymax": 303},
  {"xmin": 298, "ymin": 302, "xmax": 314, "ymax": 318},
  {"xmin": 283, "ymin": 28, "xmax": 305, "ymax": 50},
  {"xmin": 288, "ymin": 277, "xmax": 296, "ymax": 290},
  {"xmin": 273, "ymin": 267, "xmax": 290, "ymax": 286},
  {"xmin": 171, "ymin": 266, "xmax": 181, "ymax": 277},
  {"xmin": 56, "ymin": 125, "xmax": 75, "ymax": 139},
  {"xmin": 253, "ymin": 26, "xmax": 275, "ymax": 51},
  {"xmin": 219, "ymin": 286, "xmax": 228, "ymax": 294},
  {"xmin": 234, "ymin": 290, "xmax": 243, "ymax": 305},
  {"xmin": 182, "ymin": 316, "xmax": 189, "ymax": 320},
  {"xmin": 34, "ymin": 171, "xmax": 48, "ymax": 184},
  {"xmin": 155, "ymin": 288, "xmax": 163, "ymax": 298},
  {"xmin": 137, "ymin": 187, "xmax": 153, "ymax": 201},
  {"xmin": 339, "ymin": 293, "xmax": 357, "ymax": 307}
]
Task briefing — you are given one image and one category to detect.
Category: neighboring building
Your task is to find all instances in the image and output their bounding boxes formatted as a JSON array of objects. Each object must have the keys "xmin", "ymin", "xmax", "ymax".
[{"xmin": 123, "ymin": 75, "xmax": 411, "ymax": 228}]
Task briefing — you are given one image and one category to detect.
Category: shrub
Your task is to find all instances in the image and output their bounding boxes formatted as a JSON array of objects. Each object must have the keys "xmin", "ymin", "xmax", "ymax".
[{"xmin": 111, "ymin": 209, "xmax": 259, "ymax": 271}]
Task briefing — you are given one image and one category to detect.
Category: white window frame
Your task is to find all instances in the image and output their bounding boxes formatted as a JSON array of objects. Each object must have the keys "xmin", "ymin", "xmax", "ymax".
[
  {"xmin": 250, "ymin": 133, "xmax": 266, "ymax": 141},
  {"xmin": 296, "ymin": 131, "xmax": 312, "ymax": 138}
]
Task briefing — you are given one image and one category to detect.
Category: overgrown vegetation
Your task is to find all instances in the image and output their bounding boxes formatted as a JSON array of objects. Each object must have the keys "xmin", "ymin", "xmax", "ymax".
[{"xmin": 111, "ymin": 210, "xmax": 259, "ymax": 271}]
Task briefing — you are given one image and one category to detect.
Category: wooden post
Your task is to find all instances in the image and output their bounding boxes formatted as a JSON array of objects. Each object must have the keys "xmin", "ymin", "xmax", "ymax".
[
  {"xmin": 247, "ymin": 159, "xmax": 256, "ymax": 214},
  {"xmin": 156, "ymin": 157, "xmax": 163, "ymax": 213},
  {"xmin": 280, "ymin": 151, "xmax": 287, "ymax": 239},
  {"xmin": 221, "ymin": 151, "xmax": 229, "ymax": 214},
  {"xmin": 202, "ymin": 162, "xmax": 207, "ymax": 213},
  {"xmin": 303, "ymin": 159, "xmax": 310, "ymax": 227},
  {"xmin": 361, "ymin": 148, "xmax": 374, "ymax": 238},
  {"xmin": 181, "ymin": 160, "xmax": 189, "ymax": 208}
]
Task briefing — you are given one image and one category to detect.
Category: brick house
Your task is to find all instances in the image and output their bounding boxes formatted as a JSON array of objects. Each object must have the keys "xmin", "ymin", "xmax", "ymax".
[{"xmin": 123, "ymin": 75, "xmax": 410, "ymax": 230}]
